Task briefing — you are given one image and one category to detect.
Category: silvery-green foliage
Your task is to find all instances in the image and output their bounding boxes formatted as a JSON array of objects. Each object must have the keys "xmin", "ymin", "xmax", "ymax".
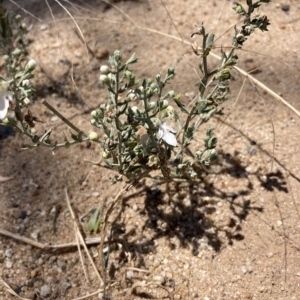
[
  {"xmin": 0, "ymin": 0, "xmax": 271, "ymax": 183},
  {"xmin": 90, "ymin": 1, "xmax": 271, "ymax": 182},
  {"xmin": 0, "ymin": 2, "xmax": 30, "ymax": 57}
]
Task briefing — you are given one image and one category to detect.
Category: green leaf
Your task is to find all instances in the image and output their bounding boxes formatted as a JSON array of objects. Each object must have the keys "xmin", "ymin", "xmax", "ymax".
[
  {"xmin": 173, "ymin": 94, "xmax": 188, "ymax": 114},
  {"xmin": 125, "ymin": 53, "xmax": 138, "ymax": 65},
  {"xmin": 206, "ymin": 33, "xmax": 215, "ymax": 49},
  {"xmin": 87, "ymin": 209, "xmax": 102, "ymax": 233}
]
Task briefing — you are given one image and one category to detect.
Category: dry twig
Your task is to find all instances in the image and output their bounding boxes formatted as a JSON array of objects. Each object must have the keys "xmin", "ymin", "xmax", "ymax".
[{"xmin": 64, "ymin": 188, "xmax": 103, "ymax": 284}]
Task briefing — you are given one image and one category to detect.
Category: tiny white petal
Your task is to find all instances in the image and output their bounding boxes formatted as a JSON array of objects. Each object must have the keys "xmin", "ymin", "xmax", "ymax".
[
  {"xmin": 163, "ymin": 123, "xmax": 177, "ymax": 134},
  {"xmin": 0, "ymin": 94, "xmax": 10, "ymax": 120},
  {"xmin": 158, "ymin": 121, "xmax": 177, "ymax": 146},
  {"xmin": 157, "ymin": 128, "xmax": 163, "ymax": 139},
  {"xmin": 162, "ymin": 129, "xmax": 177, "ymax": 146}
]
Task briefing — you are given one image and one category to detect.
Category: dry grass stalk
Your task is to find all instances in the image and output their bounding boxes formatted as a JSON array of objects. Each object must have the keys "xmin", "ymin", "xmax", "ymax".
[{"xmin": 64, "ymin": 188, "xmax": 103, "ymax": 285}]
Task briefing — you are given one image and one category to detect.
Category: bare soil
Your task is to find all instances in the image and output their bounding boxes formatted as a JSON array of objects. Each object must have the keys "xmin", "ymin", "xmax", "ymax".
[{"xmin": 1, "ymin": 1, "xmax": 300, "ymax": 299}]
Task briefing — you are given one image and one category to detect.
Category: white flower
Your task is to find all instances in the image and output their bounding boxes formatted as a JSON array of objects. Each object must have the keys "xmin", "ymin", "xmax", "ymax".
[
  {"xmin": 0, "ymin": 83, "xmax": 12, "ymax": 120},
  {"xmin": 157, "ymin": 121, "xmax": 177, "ymax": 147}
]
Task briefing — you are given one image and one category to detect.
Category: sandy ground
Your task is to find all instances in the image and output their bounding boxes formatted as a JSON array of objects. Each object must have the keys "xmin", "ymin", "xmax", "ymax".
[{"xmin": 1, "ymin": 0, "xmax": 300, "ymax": 299}]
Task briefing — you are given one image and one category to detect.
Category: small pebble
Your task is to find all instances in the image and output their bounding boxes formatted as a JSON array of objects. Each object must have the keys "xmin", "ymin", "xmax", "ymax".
[
  {"xmin": 166, "ymin": 278, "xmax": 175, "ymax": 288},
  {"xmin": 61, "ymin": 281, "xmax": 72, "ymax": 295},
  {"xmin": 258, "ymin": 285, "xmax": 265, "ymax": 293},
  {"xmin": 57, "ymin": 260, "xmax": 67, "ymax": 271},
  {"xmin": 48, "ymin": 256, "xmax": 57, "ymax": 264},
  {"xmin": 153, "ymin": 259, "xmax": 160, "ymax": 268},
  {"xmin": 40, "ymin": 24, "xmax": 48, "ymax": 31},
  {"xmin": 37, "ymin": 258, "xmax": 44, "ymax": 266},
  {"xmin": 5, "ymin": 259, "xmax": 13, "ymax": 268},
  {"xmin": 74, "ymin": 50, "xmax": 82, "ymax": 58},
  {"xmin": 92, "ymin": 192, "xmax": 100, "ymax": 197},
  {"xmin": 50, "ymin": 116, "xmax": 59, "ymax": 122},
  {"xmin": 40, "ymin": 284, "xmax": 52, "ymax": 297},
  {"xmin": 245, "ymin": 166, "xmax": 252, "ymax": 173},
  {"xmin": 153, "ymin": 275, "xmax": 165, "ymax": 285},
  {"xmin": 19, "ymin": 211, "xmax": 27, "ymax": 219},
  {"xmin": 30, "ymin": 269, "xmax": 39, "ymax": 278},
  {"xmin": 5, "ymin": 248, "xmax": 13, "ymax": 259},
  {"xmin": 281, "ymin": 4, "xmax": 290, "ymax": 12},
  {"xmin": 31, "ymin": 231, "xmax": 39, "ymax": 241},
  {"xmin": 45, "ymin": 276, "xmax": 54, "ymax": 284},
  {"xmin": 126, "ymin": 270, "xmax": 134, "ymax": 280}
]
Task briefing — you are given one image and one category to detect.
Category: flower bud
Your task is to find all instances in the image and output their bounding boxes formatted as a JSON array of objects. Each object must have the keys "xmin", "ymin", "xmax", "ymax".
[
  {"xmin": 20, "ymin": 23, "xmax": 27, "ymax": 31},
  {"xmin": 147, "ymin": 155, "xmax": 159, "ymax": 167},
  {"xmin": 236, "ymin": 33, "xmax": 246, "ymax": 44},
  {"xmin": 24, "ymin": 59, "xmax": 37, "ymax": 73},
  {"xmin": 23, "ymin": 97, "xmax": 31, "ymax": 106},
  {"xmin": 167, "ymin": 67, "xmax": 175, "ymax": 77},
  {"xmin": 125, "ymin": 70, "xmax": 132, "ymax": 77},
  {"xmin": 89, "ymin": 132, "xmax": 99, "ymax": 141},
  {"xmin": 114, "ymin": 50, "xmax": 121, "ymax": 58},
  {"xmin": 233, "ymin": 3, "xmax": 244, "ymax": 14},
  {"xmin": 15, "ymin": 15, "xmax": 22, "ymax": 22},
  {"xmin": 161, "ymin": 105, "xmax": 175, "ymax": 119},
  {"xmin": 100, "ymin": 65, "xmax": 110, "ymax": 74},
  {"xmin": 147, "ymin": 101, "xmax": 156, "ymax": 110},
  {"xmin": 101, "ymin": 151, "xmax": 111, "ymax": 159},
  {"xmin": 91, "ymin": 110, "xmax": 98, "ymax": 118},
  {"xmin": 90, "ymin": 119, "xmax": 97, "ymax": 126},
  {"xmin": 189, "ymin": 170, "xmax": 197, "ymax": 180},
  {"xmin": 131, "ymin": 106, "xmax": 139, "ymax": 114},
  {"xmin": 167, "ymin": 90, "xmax": 175, "ymax": 98},
  {"xmin": 1, "ymin": 117, "xmax": 11, "ymax": 125},
  {"xmin": 215, "ymin": 68, "xmax": 231, "ymax": 81},
  {"xmin": 128, "ymin": 92, "xmax": 138, "ymax": 101},
  {"xmin": 160, "ymin": 100, "xmax": 169, "ymax": 110},
  {"xmin": 3, "ymin": 55, "xmax": 10, "ymax": 63},
  {"xmin": 22, "ymin": 79, "xmax": 31, "ymax": 87},
  {"xmin": 150, "ymin": 82, "xmax": 158, "ymax": 90},
  {"xmin": 99, "ymin": 74, "xmax": 110, "ymax": 85},
  {"xmin": 12, "ymin": 48, "xmax": 22, "ymax": 58}
]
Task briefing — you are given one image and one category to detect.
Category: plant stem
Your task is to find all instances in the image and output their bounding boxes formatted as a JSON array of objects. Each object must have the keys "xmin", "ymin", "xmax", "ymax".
[
  {"xmin": 113, "ymin": 69, "xmax": 123, "ymax": 172},
  {"xmin": 179, "ymin": 28, "xmax": 209, "ymax": 163},
  {"xmin": 42, "ymin": 99, "xmax": 86, "ymax": 136}
]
